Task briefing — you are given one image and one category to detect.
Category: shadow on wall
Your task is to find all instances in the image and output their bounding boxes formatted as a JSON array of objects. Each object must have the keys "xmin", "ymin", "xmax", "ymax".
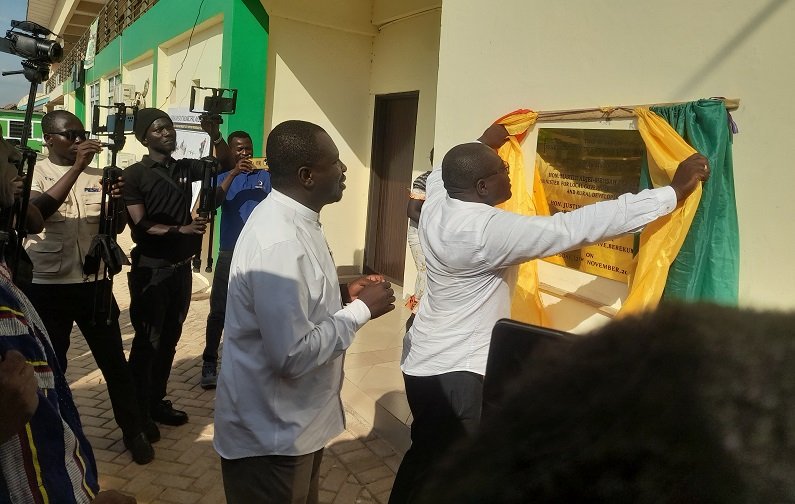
[{"xmin": 672, "ymin": 0, "xmax": 789, "ymax": 98}]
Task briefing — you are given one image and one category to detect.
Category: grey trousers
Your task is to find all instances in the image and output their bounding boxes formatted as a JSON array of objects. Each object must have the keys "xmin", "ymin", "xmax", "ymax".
[{"xmin": 221, "ymin": 449, "xmax": 324, "ymax": 504}]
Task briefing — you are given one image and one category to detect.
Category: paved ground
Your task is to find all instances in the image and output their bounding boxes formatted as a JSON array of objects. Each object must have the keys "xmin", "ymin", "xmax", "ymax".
[{"xmin": 64, "ymin": 267, "xmax": 402, "ymax": 504}]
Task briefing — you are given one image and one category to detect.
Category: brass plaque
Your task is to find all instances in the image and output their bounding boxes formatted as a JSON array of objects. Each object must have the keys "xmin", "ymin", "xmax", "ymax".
[{"xmin": 535, "ymin": 128, "xmax": 644, "ymax": 282}]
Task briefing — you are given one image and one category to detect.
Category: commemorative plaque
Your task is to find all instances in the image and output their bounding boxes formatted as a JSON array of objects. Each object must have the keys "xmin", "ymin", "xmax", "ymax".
[{"xmin": 534, "ymin": 128, "xmax": 644, "ymax": 282}]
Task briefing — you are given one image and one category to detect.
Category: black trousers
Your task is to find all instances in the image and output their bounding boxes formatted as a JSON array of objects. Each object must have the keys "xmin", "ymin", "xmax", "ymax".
[
  {"xmin": 221, "ymin": 449, "xmax": 324, "ymax": 504},
  {"xmin": 389, "ymin": 371, "xmax": 484, "ymax": 504},
  {"xmin": 203, "ymin": 250, "xmax": 232, "ymax": 364},
  {"xmin": 27, "ymin": 281, "xmax": 143, "ymax": 438},
  {"xmin": 127, "ymin": 257, "xmax": 192, "ymax": 419}
]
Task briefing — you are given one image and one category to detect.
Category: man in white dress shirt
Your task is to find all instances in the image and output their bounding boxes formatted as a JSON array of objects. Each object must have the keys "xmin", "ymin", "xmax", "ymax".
[
  {"xmin": 389, "ymin": 125, "xmax": 711, "ymax": 503},
  {"xmin": 214, "ymin": 120, "xmax": 396, "ymax": 504}
]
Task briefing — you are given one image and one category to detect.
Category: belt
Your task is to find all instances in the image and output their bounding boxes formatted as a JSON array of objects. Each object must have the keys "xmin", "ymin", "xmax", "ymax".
[{"xmin": 133, "ymin": 254, "xmax": 193, "ymax": 270}]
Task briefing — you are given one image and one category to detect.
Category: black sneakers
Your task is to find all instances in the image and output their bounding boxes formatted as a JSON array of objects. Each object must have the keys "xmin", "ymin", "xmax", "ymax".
[
  {"xmin": 200, "ymin": 361, "xmax": 218, "ymax": 390},
  {"xmin": 123, "ymin": 433, "xmax": 154, "ymax": 465},
  {"xmin": 151, "ymin": 400, "xmax": 189, "ymax": 426}
]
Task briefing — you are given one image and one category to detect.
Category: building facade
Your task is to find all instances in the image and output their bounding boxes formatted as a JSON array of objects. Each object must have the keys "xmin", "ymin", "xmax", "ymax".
[{"xmin": 28, "ymin": 0, "xmax": 795, "ymax": 331}]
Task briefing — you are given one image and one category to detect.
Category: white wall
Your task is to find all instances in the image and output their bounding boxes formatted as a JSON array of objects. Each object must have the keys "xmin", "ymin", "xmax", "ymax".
[
  {"xmin": 372, "ymin": 0, "xmax": 441, "ymax": 25},
  {"xmin": 262, "ymin": 0, "xmax": 375, "ymax": 35},
  {"xmin": 264, "ymin": 15, "xmax": 374, "ymax": 268},
  {"xmin": 121, "ymin": 54, "xmax": 155, "ymax": 162},
  {"xmin": 159, "ymin": 19, "xmax": 224, "ymax": 111},
  {"xmin": 434, "ymin": 0, "xmax": 795, "ymax": 324}
]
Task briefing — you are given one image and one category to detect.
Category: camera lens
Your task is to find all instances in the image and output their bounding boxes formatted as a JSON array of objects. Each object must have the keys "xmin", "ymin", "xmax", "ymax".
[
  {"xmin": 42, "ymin": 39, "xmax": 63, "ymax": 62},
  {"xmin": 11, "ymin": 33, "xmax": 63, "ymax": 63}
]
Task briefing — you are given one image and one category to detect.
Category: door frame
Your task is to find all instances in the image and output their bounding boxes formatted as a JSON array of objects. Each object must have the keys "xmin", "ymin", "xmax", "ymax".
[{"xmin": 364, "ymin": 91, "xmax": 420, "ymax": 283}]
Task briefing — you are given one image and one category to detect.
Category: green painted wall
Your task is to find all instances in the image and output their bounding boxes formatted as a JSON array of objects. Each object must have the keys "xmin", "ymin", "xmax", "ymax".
[
  {"xmin": 81, "ymin": 0, "xmax": 269, "ymax": 152},
  {"xmin": 74, "ymin": 86, "xmax": 86, "ymax": 122},
  {"xmin": 0, "ymin": 111, "xmax": 44, "ymax": 152},
  {"xmin": 220, "ymin": 0, "xmax": 269, "ymax": 152},
  {"xmin": 72, "ymin": 0, "xmax": 269, "ymax": 258}
]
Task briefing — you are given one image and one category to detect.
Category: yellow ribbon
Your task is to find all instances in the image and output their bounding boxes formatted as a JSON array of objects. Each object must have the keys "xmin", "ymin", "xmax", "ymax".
[
  {"xmin": 619, "ymin": 107, "xmax": 702, "ymax": 315},
  {"xmin": 494, "ymin": 110, "xmax": 548, "ymax": 326}
]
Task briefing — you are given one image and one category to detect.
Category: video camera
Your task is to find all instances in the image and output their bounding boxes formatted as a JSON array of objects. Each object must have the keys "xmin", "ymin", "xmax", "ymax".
[
  {"xmin": 187, "ymin": 85, "xmax": 237, "ymax": 273},
  {"xmin": 92, "ymin": 103, "xmax": 137, "ymax": 149},
  {"xmin": 0, "ymin": 20, "xmax": 62, "ymax": 287},
  {"xmin": 0, "ymin": 20, "xmax": 62, "ymax": 64},
  {"xmin": 84, "ymin": 104, "xmax": 137, "ymax": 324},
  {"xmin": 190, "ymin": 86, "xmax": 237, "ymax": 123}
]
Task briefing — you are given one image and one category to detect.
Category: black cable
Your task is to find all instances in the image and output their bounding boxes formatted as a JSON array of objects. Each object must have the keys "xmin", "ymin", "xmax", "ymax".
[{"xmin": 158, "ymin": 0, "xmax": 207, "ymax": 109}]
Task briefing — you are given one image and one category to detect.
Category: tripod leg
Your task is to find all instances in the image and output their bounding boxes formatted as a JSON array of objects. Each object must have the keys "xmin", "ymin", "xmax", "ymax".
[
  {"xmin": 205, "ymin": 215, "xmax": 215, "ymax": 273},
  {"xmin": 105, "ymin": 273, "xmax": 114, "ymax": 326}
]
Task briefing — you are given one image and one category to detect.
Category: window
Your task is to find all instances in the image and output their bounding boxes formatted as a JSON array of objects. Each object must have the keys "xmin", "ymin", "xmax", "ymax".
[
  {"xmin": 107, "ymin": 74, "xmax": 121, "ymax": 105},
  {"xmin": 87, "ymin": 82, "xmax": 100, "ymax": 131},
  {"xmin": 8, "ymin": 121, "xmax": 24, "ymax": 138},
  {"xmin": 90, "ymin": 82, "xmax": 100, "ymax": 106}
]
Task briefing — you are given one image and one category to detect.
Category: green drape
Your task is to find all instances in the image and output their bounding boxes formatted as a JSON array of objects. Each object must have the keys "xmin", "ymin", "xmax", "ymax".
[{"xmin": 639, "ymin": 99, "xmax": 740, "ymax": 304}]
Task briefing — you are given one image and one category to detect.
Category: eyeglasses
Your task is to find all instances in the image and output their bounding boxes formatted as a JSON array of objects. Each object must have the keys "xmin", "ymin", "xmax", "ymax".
[
  {"xmin": 46, "ymin": 130, "xmax": 90, "ymax": 142},
  {"xmin": 483, "ymin": 161, "xmax": 510, "ymax": 179}
]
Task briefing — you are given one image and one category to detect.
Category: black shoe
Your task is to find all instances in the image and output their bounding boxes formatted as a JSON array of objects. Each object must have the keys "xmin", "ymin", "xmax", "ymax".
[
  {"xmin": 123, "ymin": 433, "xmax": 154, "ymax": 465},
  {"xmin": 143, "ymin": 421, "xmax": 161, "ymax": 443},
  {"xmin": 200, "ymin": 361, "xmax": 217, "ymax": 390},
  {"xmin": 151, "ymin": 400, "xmax": 189, "ymax": 426}
]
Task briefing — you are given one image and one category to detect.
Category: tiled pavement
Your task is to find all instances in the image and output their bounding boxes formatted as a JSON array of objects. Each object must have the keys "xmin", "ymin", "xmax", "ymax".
[{"xmin": 64, "ymin": 250, "xmax": 409, "ymax": 503}]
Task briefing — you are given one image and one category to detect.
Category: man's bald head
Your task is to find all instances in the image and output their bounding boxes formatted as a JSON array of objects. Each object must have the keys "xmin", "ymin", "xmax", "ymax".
[{"xmin": 441, "ymin": 142, "xmax": 501, "ymax": 191}]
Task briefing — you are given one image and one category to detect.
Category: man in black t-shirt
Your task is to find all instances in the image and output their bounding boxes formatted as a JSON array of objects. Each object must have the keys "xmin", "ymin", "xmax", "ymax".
[{"xmin": 123, "ymin": 108, "xmax": 228, "ymax": 431}]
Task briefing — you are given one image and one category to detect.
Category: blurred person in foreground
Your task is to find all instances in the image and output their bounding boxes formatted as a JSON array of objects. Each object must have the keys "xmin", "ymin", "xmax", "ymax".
[
  {"xmin": 419, "ymin": 303, "xmax": 795, "ymax": 504},
  {"xmin": 0, "ymin": 126, "xmax": 136, "ymax": 503}
]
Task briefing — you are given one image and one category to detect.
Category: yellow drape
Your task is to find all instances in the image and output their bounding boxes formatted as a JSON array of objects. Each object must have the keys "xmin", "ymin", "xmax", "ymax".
[
  {"xmin": 619, "ymin": 108, "xmax": 702, "ymax": 315},
  {"xmin": 494, "ymin": 110, "xmax": 548, "ymax": 326}
]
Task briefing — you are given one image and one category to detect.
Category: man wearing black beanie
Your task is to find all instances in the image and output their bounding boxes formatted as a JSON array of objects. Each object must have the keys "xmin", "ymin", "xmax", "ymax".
[{"xmin": 122, "ymin": 108, "xmax": 228, "ymax": 434}]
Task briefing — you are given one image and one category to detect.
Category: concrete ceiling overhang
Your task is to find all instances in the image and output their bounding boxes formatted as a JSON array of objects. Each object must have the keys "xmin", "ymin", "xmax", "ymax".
[
  {"xmin": 259, "ymin": 0, "xmax": 441, "ymax": 34},
  {"xmin": 26, "ymin": 0, "xmax": 108, "ymax": 57}
]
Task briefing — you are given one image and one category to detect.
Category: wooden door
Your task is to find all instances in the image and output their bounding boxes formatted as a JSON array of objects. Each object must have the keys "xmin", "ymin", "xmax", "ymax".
[{"xmin": 364, "ymin": 92, "xmax": 419, "ymax": 282}]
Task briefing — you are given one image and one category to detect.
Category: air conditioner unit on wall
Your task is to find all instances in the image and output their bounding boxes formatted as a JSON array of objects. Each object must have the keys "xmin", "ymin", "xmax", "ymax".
[
  {"xmin": 116, "ymin": 152, "xmax": 137, "ymax": 168},
  {"xmin": 113, "ymin": 84, "xmax": 136, "ymax": 106}
]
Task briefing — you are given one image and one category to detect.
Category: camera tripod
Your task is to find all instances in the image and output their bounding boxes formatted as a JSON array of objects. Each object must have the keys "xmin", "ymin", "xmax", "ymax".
[
  {"xmin": 0, "ymin": 59, "xmax": 51, "ymax": 288},
  {"xmin": 84, "ymin": 103, "xmax": 134, "ymax": 325},
  {"xmin": 193, "ymin": 152, "xmax": 219, "ymax": 274}
]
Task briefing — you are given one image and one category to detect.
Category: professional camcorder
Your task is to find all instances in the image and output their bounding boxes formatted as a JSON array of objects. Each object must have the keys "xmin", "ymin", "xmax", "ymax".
[
  {"xmin": 0, "ymin": 20, "xmax": 62, "ymax": 287},
  {"xmin": 190, "ymin": 86, "xmax": 237, "ymax": 121},
  {"xmin": 0, "ymin": 20, "xmax": 63, "ymax": 63}
]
